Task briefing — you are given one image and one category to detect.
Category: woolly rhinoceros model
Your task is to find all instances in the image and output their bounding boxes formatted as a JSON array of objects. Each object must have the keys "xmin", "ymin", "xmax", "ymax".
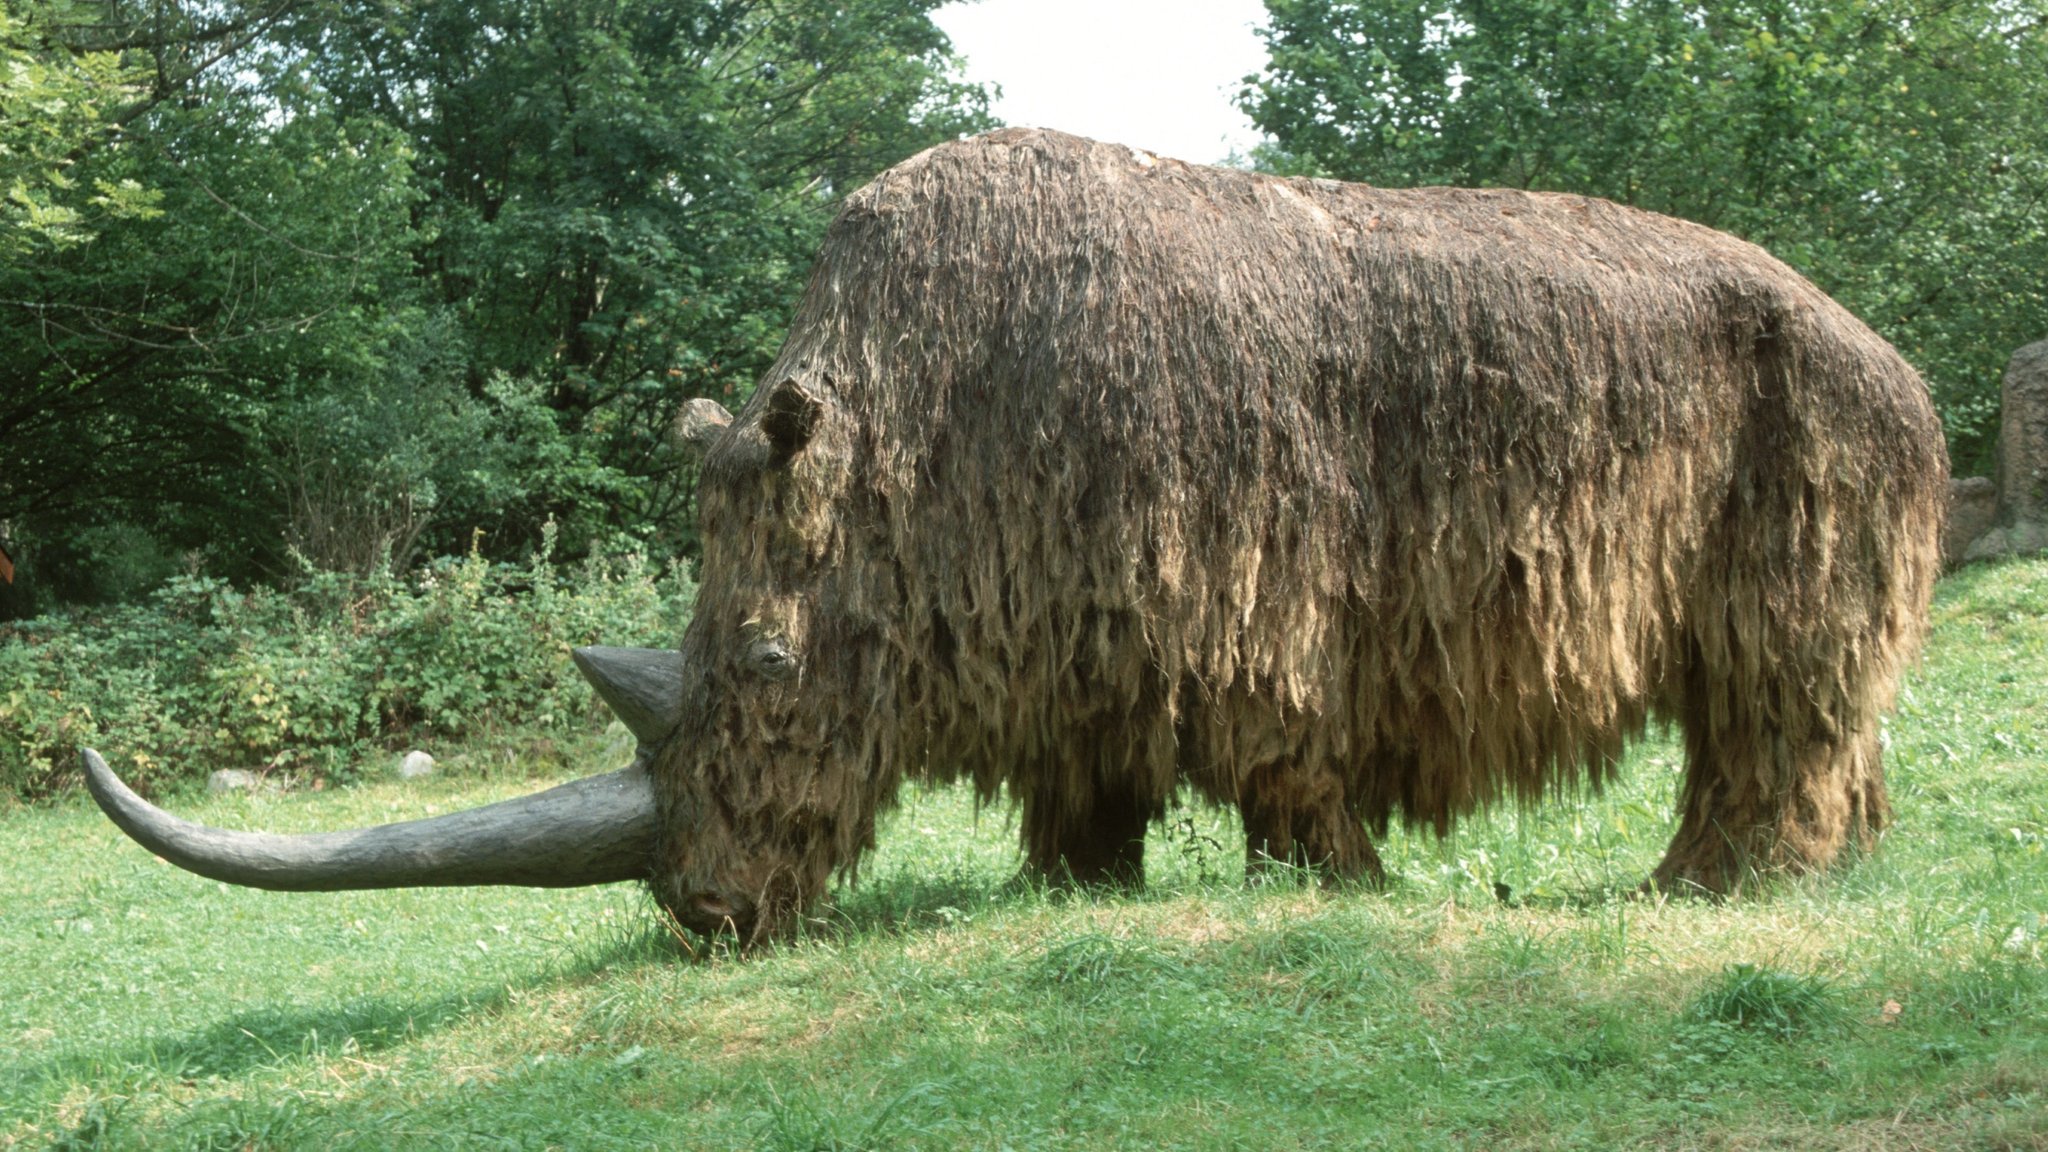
[{"xmin": 84, "ymin": 128, "xmax": 1949, "ymax": 944}]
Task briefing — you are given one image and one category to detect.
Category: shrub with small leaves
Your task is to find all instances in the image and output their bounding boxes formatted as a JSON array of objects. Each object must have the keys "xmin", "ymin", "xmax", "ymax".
[{"xmin": 0, "ymin": 537, "xmax": 693, "ymax": 801}]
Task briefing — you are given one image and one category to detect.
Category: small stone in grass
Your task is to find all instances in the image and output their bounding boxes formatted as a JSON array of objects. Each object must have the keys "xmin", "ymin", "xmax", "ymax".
[{"xmin": 208, "ymin": 769, "xmax": 258, "ymax": 793}]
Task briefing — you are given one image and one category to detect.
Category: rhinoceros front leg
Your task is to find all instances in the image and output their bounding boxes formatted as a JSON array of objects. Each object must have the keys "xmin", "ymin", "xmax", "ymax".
[
  {"xmin": 1238, "ymin": 759, "xmax": 1385, "ymax": 887},
  {"xmin": 1017, "ymin": 781, "xmax": 1154, "ymax": 888}
]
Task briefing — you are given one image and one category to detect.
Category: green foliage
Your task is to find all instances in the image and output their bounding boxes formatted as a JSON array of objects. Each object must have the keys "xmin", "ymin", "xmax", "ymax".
[
  {"xmin": 258, "ymin": 360, "xmax": 629, "ymax": 578},
  {"xmin": 0, "ymin": 540, "xmax": 694, "ymax": 800},
  {"xmin": 0, "ymin": 82, "xmax": 442, "ymax": 602},
  {"xmin": 270, "ymin": 0, "xmax": 994, "ymax": 562},
  {"xmin": 747, "ymin": 1080, "xmax": 949, "ymax": 1152},
  {"xmin": 1243, "ymin": 0, "xmax": 2048, "ymax": 471},
  {"xmin": 1, "ymin": 0, "xmax": 992, "ymax": 614},
  {"xmin": 0, "ymin": 1, "xmax": 160, "ymax": 256}
]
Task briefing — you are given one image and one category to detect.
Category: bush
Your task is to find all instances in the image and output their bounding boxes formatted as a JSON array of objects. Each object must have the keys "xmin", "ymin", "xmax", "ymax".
[{"xmin": 0, "ymin": 532, "xmax": 693, "ymax": 801}]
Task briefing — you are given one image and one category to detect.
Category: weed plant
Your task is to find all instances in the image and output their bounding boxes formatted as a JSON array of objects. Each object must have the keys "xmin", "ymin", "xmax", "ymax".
[
  {"xmin": 1686, "ymin": 963, "xmax": 1841, "ymax": 1038},
  {"xmin": 1, "ymin": 560, "xmax": 2044, "ymax": 1149}
]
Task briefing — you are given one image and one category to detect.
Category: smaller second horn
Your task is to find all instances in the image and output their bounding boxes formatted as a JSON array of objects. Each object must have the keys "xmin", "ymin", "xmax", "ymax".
[{"xmin": 572, "ymin": 646, "xmax": 685, "ymax": 745}]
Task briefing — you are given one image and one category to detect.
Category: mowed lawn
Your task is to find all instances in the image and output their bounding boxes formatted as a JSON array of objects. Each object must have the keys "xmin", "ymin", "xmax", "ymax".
[{"xmin": 2, "ymin": 562, "xmax": 2044, "ymax": 1150}]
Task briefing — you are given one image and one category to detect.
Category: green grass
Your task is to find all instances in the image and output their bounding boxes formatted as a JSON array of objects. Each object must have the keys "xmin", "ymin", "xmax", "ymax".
[{"xmin": 4, "ymin": 560, "xmax": 2047, "ymax": 1150}]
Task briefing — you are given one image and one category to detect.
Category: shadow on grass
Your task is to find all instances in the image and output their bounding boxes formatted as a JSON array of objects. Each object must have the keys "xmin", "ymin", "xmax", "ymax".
[
  {"xmin": 801, "ymin": 866, "xmax": 1015, "ymax": 942},
  {"xmin": 32, "ymin": 989, "xmax": 506, "ymax": 1086},
  {"xmin": 1, "ymin": 902, "xmax": 703, "ymax": 1128},
  {"xmin": 800, "ymin": 857, "xmax": 1258, "ymax": 943},
  {"xmin": 4, "ymin": 986, "xmax": 524, "ymax": 1149},
  {"xmin": 10, "ymin": 868, "xmax": 1014, "ymax": 1125}
]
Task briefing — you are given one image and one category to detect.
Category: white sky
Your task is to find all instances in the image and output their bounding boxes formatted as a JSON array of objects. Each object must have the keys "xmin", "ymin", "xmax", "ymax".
[{"xmin": 930, "ymin": 0, "xmax": 1272, "ymax": 167}]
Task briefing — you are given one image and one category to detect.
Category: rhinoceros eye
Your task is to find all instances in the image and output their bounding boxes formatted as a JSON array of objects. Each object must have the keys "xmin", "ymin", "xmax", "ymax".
[{"xmin": 744, "ymin": 635, "xmax": 800, "ymax": 682}]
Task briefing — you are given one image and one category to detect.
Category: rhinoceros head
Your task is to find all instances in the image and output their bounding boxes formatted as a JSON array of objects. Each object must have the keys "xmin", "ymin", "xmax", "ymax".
[
  {"xmin": 647, "ymin": 375, "xmax": 898, "ymax": 942},
  {"xmin": 82, "ymin": 374, "xmax": 890, "ymax": 946}
]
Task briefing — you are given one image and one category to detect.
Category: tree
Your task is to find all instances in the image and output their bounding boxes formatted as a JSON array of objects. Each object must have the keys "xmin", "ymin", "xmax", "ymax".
[
  {"xmin": 1, "ymin": 2, "xmax": 439, "ymax": 612},
  {"xmin": 1, "ymin": 0, "xmax": 991, "ymax": 615},
  {"xmin": 0, "ymin": 1, "xmax": 159, "ymax": 255},
  {"xmin": 276, "ymin": 0, "xmax": 993, "ymax": 557},
  {"xmin": 1241, "ymin": 0, "xmax": 2048, "ymax": 471}
]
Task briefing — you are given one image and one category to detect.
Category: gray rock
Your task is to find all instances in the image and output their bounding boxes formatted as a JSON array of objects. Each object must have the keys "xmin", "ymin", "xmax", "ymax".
[
  {"xmin": 208, "ymin": 769, "xmax": 258, "ymax": 793},
  {"xmin": 397, "ymin": 750, "xmax": 437, "ymax": 780},
  {"xmin": 1945, "ymin": 476, "xmax": 1997, "ymax": 568},
  {"xmin": 601, "ymin": 719, "xmax": 638, "ymax": 766},
  {"xmin": 1964, "ymin": 338, "xmax": 2048, "ymax": 564},
  {"xmin": 1997, "ymin": 340, "xmax": 2048, "ymax": 527},
  {"xmin": 669, "ymin": 397, "xmax": 734, "ymax": 456}
]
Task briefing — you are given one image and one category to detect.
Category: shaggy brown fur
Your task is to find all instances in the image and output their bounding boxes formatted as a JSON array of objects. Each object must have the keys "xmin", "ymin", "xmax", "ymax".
[{"xmin": 653, "ymin": 128, "xmax": 1947, "ymax": 941}]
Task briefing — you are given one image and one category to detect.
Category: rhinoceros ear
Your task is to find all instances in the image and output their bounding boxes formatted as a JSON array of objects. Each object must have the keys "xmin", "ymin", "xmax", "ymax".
[
  {"xmin": 670, "ymin": 398, "xmax": 734, "ymax": 457},
  {"xmin": 760, "ymin": 377, "xmax": 824, "ymax": 460}
]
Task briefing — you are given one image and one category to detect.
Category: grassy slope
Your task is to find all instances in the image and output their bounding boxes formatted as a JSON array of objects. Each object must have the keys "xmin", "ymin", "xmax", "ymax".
[{"xmin": 2, "ymin": 561, "xmax": 2044, "ymax": 1151}]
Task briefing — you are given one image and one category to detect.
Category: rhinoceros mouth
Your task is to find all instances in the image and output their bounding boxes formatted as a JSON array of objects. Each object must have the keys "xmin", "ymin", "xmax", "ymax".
[
  {"xmin": 81, "ymin": 748, "xmax": 660, "ymax": 890},
  {"xmin": 80, "ymin": 645, "xmax": 686, "ymax": 892}
]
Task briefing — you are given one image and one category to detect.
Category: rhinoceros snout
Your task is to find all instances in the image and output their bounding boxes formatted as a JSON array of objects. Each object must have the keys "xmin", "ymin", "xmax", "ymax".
[{"xmin": 673, "ymin": 890, "xmax": 756, "ymax": 939}]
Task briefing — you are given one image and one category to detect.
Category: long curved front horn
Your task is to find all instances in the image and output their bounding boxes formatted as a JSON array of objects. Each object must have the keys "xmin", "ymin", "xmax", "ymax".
[{"xmin": 81, "ymin": 748, "xmax": 657, "ymax": 890}]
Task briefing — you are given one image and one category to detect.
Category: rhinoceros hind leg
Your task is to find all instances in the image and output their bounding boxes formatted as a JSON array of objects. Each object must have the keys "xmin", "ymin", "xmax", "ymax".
[
  {"xmin": 1652, "ymin": 660, "xmax": 1886, "ymax": 897},
  {"xmin": 1239, "ymin": 760, "xmax": 1385, "ymax": 888}
]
